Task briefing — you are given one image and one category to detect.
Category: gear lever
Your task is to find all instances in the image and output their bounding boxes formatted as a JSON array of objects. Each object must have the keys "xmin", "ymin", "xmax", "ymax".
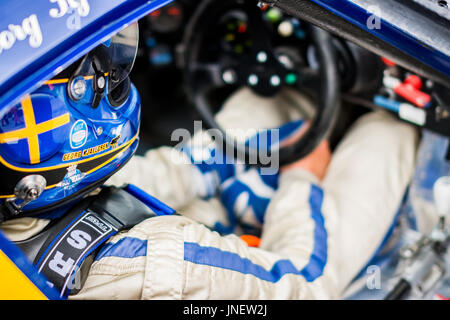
[{"xmin": 385, "ymin": 176, "xmax": 450, "ymax": 299}]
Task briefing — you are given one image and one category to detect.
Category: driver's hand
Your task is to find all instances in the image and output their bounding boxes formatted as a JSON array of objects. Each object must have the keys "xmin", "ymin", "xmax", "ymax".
[{"xmin": 281, "ymin": 139, "xmax": 331, "ymax": 181}]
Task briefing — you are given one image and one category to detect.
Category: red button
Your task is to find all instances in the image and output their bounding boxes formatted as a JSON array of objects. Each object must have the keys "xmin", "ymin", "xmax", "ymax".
[{"xmin": 404, "ymin": 75, "xmax": 422, "ymax": 90}]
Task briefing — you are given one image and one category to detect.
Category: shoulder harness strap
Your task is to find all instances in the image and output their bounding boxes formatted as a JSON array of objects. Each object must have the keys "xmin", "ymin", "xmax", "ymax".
[{"xmin": 15, "ymin": 185, "xmax": 173, "ymax": 298}]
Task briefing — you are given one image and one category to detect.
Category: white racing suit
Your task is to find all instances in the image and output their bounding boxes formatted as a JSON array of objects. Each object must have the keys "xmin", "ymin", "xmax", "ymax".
[{"xmin": 0, "ymin": 88, "xmax": 419, "ymax": 299}]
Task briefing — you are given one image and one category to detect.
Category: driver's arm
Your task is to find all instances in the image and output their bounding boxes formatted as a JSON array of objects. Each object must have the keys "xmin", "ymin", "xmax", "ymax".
[
  {"xmin": 74, "ymin": 166, "xmax": 340, "ymax": 299},
  {"xmin": 107, "ymin": 144, "xmax": 213, "ymax": 211},
  {"xmin": 106, "ymin": 87, "xmax": 310, "ymax": 214},
  {"xmin": 72, "ymin": 110, "xmax": 418, "ymax": 300}
]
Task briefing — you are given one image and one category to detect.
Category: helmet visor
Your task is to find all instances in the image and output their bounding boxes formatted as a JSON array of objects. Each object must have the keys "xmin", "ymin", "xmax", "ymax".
[
  {"xmin": 106, "ymin": 22, "xmax": 139, "ymax": 91},
  {"xmin": 64, "ymin": 22, "xmax": 139, "ymax": 92}
]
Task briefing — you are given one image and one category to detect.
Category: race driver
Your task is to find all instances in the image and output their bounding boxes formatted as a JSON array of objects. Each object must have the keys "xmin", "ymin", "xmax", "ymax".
[
  {"xmin": 81, "ymin": 88, "xmax": 418, "ymax": 299},
  {"xmin": 0, "ymin": 25, "xmax": 419, "ymax": 300}
]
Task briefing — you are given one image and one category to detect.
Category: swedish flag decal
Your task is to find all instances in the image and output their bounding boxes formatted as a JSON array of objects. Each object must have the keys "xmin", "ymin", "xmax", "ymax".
[{"xmin": 0, "ymin": 95, "xmax": 70, "ymax": 165}]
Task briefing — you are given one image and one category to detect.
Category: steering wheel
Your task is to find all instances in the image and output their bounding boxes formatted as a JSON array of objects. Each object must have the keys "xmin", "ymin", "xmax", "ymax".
[{"xmin": 182, "ymin": 0, "xmax": 340, "ymax": 167}]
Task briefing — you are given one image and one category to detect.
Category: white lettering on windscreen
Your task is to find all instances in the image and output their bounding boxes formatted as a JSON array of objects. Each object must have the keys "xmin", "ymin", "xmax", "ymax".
[
  {"xmin": 0, "ymin": 0, "xmax": 91, "ymax": 55},
  {"xmin": 0, "ymin": 14, "xmax": 43, "ymax": 55},
  {"xmin": 49, "ymin": 0, "xmax": 90, "ymax": 19}
]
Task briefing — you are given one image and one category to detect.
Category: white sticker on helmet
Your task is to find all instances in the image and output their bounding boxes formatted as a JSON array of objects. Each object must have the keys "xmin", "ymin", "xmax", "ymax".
[{"xmin": 70, "ymin": 119, "xmax": 88, "ymax": 149}]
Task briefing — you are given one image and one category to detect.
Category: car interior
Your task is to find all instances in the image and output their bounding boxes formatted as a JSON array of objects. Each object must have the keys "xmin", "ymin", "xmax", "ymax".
[
  {"xmin": 0, "ymin": 0, "xmax": 449, "ymax": 301},
  {"xmin": 128, "ymin": 1, "xmax": 450, "ymax": 299},
  {"xmin": 131, "ymin": 0, "xmax": 449, "ymax": 158}
]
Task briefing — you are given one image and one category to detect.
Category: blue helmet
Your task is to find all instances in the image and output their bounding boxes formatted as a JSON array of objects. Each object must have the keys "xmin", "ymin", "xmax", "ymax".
[{"xmin": 0, "ymin": 0, "xmax": 168, "ymax": 220}]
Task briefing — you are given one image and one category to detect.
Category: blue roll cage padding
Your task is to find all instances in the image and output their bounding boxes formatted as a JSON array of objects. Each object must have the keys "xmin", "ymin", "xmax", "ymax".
[{"xmin": 0, "ymin": 0, "xmax": 173, "ymax": 111}]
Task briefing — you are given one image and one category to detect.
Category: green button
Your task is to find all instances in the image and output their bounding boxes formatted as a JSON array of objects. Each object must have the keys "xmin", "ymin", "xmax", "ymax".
[
  {"xmin": 285, "ymin": 73, "xmax": 297, "ymax": 85},
  {"xmin": 266, "ymin": 8, "xmax": 282, "ymax": 23}
]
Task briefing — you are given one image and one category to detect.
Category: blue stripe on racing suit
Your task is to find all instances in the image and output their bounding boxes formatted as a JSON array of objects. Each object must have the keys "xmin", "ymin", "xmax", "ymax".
[
  {"xmin": 207, "ymin": 120, "xmax": 306, "ymax": 234},
  {"xmin": 215, "ymin": 168, "xmax": 276, "ymax": 235},
  {"xmin": 184, "ymin": 184, "xmax": 328, "ymax": 282},
  {"xmin": 95, "ymin": 237, "xmax": 147, "ymax": 261},
  {"xmin": 179, "ymin": 120, "xmax": 305, "ymax": 201}
]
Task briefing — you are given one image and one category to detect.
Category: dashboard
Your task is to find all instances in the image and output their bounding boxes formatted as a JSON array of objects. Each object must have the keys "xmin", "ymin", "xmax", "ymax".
[
  {"xmin": 131, "ymin": 0, "xmax": 317, "ymax": 148},
  {"xmin": 130, "ymin": 0, "xmax": 450, "ymax": 154},
  {"xmin": 131, "ymin": 0, "xmax": 357, "ymax": 149}
]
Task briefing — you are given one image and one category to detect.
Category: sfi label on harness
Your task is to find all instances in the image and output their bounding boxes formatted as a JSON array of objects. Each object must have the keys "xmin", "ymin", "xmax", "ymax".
[{"xmin": 36, "ymin": 211, "xmax": 117, "ymax": 297}]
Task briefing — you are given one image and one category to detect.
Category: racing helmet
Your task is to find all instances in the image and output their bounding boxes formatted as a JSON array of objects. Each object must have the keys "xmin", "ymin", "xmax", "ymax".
[{"xmin": 0, "ymin": 23, "xmax": 141, "ymax": 221}]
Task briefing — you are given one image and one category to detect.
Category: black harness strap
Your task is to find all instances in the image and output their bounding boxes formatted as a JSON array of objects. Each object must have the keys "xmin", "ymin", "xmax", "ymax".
[
  {"xmin": 35, "ymin": 209, "xmax": 118, "ymax": 297},
  {"xmin": 15, "ymin": 186, "xmax": 160, "ymax": 298}
]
